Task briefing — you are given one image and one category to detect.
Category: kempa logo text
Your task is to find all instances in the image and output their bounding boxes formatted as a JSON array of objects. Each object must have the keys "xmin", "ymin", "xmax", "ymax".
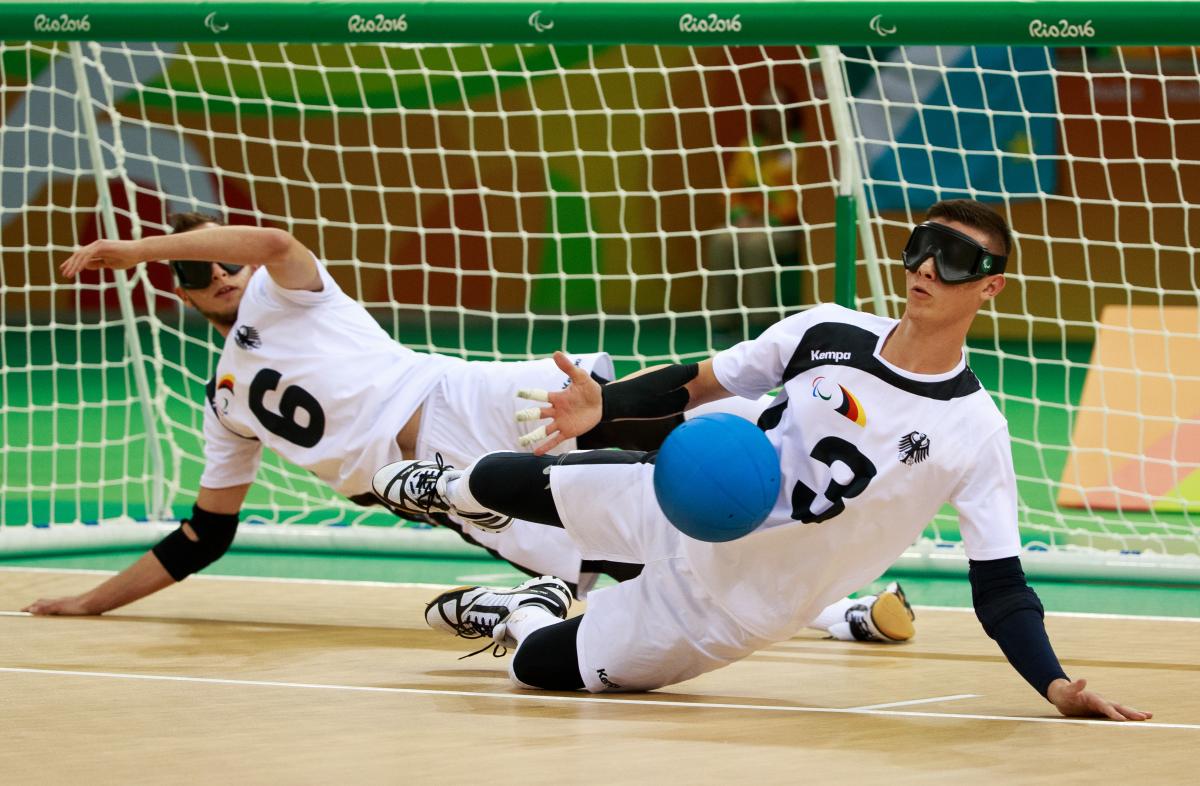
[
  {"xmin": 348, "ymin": 13, "xmax": 408, "ymax": 33},
  {"xmin": 679, "ymin": 13, "xmax": 742, "ymax": 33},
  {"xmin": 34, "ymin": 13, "xmax": 90, "ymax": 32},
  {"xmin": 812, "ymin": 350, "xmax": 851, "ymax": 362},
  {"xmin": 1028, "ymin": 18, "xmax": 1095, "ymax": 38}
]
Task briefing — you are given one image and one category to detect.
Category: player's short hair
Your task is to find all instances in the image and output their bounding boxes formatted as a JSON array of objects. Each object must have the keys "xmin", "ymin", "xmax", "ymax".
[
  {"xmin": 924, "ymin": 199, "xmax": 1013, "ymax": 259},
  {"xmin": 168, "ymin": 211, "xmax": 225, "ymax": 234}
]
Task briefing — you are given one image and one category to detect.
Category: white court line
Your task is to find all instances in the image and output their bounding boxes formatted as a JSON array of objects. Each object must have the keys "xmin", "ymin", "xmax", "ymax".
[
  {"xmin": 850, "ymin": 693, "xmax": 979, "ymax": 711},
  {"xmin": 915, "ymin": 604, "xmax": 1200, "ymax": 624},
  {"xmin": 3, "ymin": 566, "xmax": 1198, "ymax": 623},
  {"xmin": 0, "ymin": 666, "xmax": 1192, "ymax": 730},
  {"xmin": 0, "ymin": 565, "xmax": 448, "ymax": 591}
]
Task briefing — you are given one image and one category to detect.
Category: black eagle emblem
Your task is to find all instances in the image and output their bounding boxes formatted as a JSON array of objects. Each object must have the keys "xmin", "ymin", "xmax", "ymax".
[
  {"xmin": 898, "ymin": 431, "xmax": 930, "ymax": 465},
  {"xmin": 234, "ymin": 325, "xmax": 261, "ymax": 350}
]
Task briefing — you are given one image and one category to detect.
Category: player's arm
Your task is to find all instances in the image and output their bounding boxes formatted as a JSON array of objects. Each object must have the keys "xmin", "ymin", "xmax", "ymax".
[
  {"xmin": 59, "ymin": 225, "xmax": 321, "ymax": 292},
  {"xmin": 957, "ymin": 427, "xmax": 1150, "ymax": 720},
  {"xmin": 22, "ymin": 484, "xmax": 250, "ymax": 616},
  {"xmin": 969, "ymin": 557, "xmax": 1150, "ymax": 721},
  {"xmin": 516, "ymin": 351, "xmax": 732, "ymax": 454}
]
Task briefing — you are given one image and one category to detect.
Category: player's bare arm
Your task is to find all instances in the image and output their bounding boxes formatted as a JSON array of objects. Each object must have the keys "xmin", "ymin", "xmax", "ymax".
[
  {"xmin": 23, "ymin": 483, "xmax": 251, "ymax": 616},
  {"xmin": 517, "ymin": 352, "xmax": 730, "ymax": 454},
  {"xmin": 60, "ymin": 225, "xmax": 321, "ymax": 292}
]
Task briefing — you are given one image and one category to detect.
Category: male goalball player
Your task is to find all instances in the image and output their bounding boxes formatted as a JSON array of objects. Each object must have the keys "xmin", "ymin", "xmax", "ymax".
[
  {"xmin": 26, "ymin": 213, "xmax": 616, "ymax": 613},
  {"xmin": 26, "ymin": 214, "xmax": 915, "ymax": 648},
  {"xmin": 375, "ymin": 199, "xmax": 1151, "ymax": 720}
]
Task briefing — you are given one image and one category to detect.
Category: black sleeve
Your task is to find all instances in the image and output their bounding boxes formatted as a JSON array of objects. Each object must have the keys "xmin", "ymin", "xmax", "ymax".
[
  {"xmin": 600, "ymin": 363, "xmax": 699, "ymax": 422},
  {"xmin": 969, "ymin": 556, "xmax": 1068, "ymax": 699}
]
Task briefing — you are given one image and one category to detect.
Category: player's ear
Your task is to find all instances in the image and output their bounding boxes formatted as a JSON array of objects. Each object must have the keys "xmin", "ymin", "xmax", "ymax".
[{"xmin": 981, "ymin": 274, "xmax": 1006, "ymax": 301}]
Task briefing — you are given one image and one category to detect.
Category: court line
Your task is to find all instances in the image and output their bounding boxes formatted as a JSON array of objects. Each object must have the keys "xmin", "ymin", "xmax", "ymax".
[
  {"xmin": 0, "ymin": 666, "xmax": 1193, "ymax": 730},
  {"xmin": 3, "ymin": 566, "xmax": 1198, "ymax": 623},
  {"xmin": 850, "ymin": 693, "xmax": 979, "ymax": 710},
  {"xmin": 0, "ymin": 565, "xmax": 448, "ymax": 591},
  {"xmin": 916, "ymin": 604, "xmax": 1200, "ymax": 624}
]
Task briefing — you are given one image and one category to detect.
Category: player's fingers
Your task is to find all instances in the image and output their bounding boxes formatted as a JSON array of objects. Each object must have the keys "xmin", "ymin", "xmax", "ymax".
[
  {"xmin": 552, "ymin": 350, "xmax": 575, "ymax": 375},
  {"xmin": 517, "ymin": 425, "xmax": 549, "ymax": 448},
  {"xmin": 518, "ymin": 388, "xmax": 550, "ymax": 403},
  {"xmin": 1111, "ymin": 703, "xmax": 1151, "ymax": 721},
  {"xmin": 533, "ymin": 431, "xmax": 568, "ymax": 456},
  {"xmin": 553, "ymin": 350, "xmax": 590, "ymax": 382},
  {"xmin": 515, "ymin": 406, "xmax": 550, "ymax": 423},
  {"xmin": 60, "ymin": 253, "xmax": 85, "ymax": 278}
]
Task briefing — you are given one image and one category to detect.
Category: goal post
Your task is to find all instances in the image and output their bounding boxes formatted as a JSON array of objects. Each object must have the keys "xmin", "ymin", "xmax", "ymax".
[{"xmin": 2, "ymin": 1, "xmax": 1199, "ymax": 583}]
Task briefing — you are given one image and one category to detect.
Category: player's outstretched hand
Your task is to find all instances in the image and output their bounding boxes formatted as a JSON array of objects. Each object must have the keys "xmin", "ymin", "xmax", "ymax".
[
  {"xmin": 1046, "ymin": 677, "xmax": 1152, "ymax": 721},
  {"xmin": 60, "ymin": 239, "xmax": 145, "ymax": 280},
  {"xmin": 22, "ymin": 595, "xmax": 96, "ymax": 616},
  {"xmin": 515, "ymin": 351, "xmax": 603, "ymax": 455}
]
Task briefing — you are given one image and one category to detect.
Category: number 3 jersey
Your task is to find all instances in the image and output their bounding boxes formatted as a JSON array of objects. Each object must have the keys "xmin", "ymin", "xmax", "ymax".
[
  {"xmin": 695, "ymin": 303, "xmax": 1021, "ymax": 640},
  {"xmin": 199, "ymin": 262, "xmax": 465, "ymax": 496}
]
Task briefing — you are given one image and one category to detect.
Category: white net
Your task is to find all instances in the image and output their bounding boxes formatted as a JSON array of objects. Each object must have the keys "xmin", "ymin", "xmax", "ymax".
[
  {"xmin": 2, "ymin": 40, "xmax": 1198, "ymax": 574},
  {"xmin": 1, "ymin": 41, "xmax": 836, "ymax": 536},
  {"xmin": 839, "ymin": 46, "xmax": 1200, "ymax": 562}
]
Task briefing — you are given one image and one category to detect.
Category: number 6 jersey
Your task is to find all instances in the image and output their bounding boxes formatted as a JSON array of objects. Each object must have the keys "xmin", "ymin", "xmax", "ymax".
[
  {"xmin": 199, "ymin": 262, "xmax": 465, "ymax": 496},
  {"xmin": 693, "ymin": 303, "xmax": 1021, "ymax": 640}
]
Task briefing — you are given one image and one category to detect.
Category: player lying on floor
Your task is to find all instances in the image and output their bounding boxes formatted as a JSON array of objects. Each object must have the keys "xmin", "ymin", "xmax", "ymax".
[
  {"xmin": 25, "ymin": 213, "xmax": 914, "ymax": 646},
  {"xmin": 374, "ymin": 199, "xmax": 1151, "ymax": 720}
]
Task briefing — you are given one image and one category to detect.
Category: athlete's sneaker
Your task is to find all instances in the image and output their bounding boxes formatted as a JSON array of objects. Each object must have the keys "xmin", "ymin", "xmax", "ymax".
[
  {"xmin": 425, "ymin": 576, "xmax": 572, "ymax": 648},
  {"xmin": 845, "ymin": 581, "xmax": 916, "ymax": 643},
  {"xmin": 372, "ymin": 454, "xmax": 512, "ymax": 533}
]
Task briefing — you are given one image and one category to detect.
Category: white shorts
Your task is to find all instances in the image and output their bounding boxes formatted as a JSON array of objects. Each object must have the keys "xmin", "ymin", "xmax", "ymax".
[
  {"xmin": 415, "ymin": 353, "xmax": 615, "ymax": 586},
  {"xmin": 550, "ymin": 460, "xmax": 770, "ymax": 692}
]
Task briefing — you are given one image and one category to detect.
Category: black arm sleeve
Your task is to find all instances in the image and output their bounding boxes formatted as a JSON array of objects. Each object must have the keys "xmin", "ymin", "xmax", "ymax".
[
  {"xmin": 600, "ymin": 363, "xmax": 699, "ymax": 422},
  {"xmin": 151, "ymin": 505, "xmax": 239, "ymax": 581},
  {"xmin": 970, "ymin": 556, "xmax": 1068, "ymax": 699}
]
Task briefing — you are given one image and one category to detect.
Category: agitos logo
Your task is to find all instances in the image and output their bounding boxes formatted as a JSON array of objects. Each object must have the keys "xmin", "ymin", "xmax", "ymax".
[{"xmin": 812, "ymin": 376, "xmax": 867, "ymax": 427}]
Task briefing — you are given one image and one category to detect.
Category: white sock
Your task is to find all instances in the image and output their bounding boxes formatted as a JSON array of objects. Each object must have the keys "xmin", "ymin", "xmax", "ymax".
[
  {"xmin": 443, "ymin": 459, "xmax": 489, "ymax": 514},
  {"xmin": 808, "ymin": 595, "xmax": 875, "ymax": 640},
  {"xmin": 502, "ymin": 605, "xmax": 560, "ymax": 647},
  {"xmin": 502, "ymin": 606, "xmax": 562, "ymax": 690}
]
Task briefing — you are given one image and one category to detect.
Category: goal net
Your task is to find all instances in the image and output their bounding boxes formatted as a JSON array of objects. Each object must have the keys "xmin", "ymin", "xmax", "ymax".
[{"xmin": 2, "ymin": 3, "xmax": 1198, "ymax": 581}]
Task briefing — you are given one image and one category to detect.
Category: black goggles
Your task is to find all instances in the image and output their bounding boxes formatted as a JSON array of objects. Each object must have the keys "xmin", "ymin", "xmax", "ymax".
[
  {"xmin": 171, "ymin": 260, "xmax": 245, "ymax": 290},
  {"xmin": 901, "ymin": 222, "xmax": 1007, "ymax": 284}
]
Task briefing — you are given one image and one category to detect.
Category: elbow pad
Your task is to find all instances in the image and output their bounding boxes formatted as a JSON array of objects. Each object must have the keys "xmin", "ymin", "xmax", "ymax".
[
  {"xmin": 151, "ymin": 505, "xmax": 239, "ymax": 581},
  {"xmin": 600, "ymin": 363, "xmax": 699, "ymax": 421}
]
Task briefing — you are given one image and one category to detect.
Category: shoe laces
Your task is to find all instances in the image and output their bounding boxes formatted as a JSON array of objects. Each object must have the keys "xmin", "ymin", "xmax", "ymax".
[
  {"xmin": 412, "ymin": 452, "xmax": 451, "ymax": 514},
  {"xmin": 453, "ymin": 612, "xmax": 509, "ymax": 659},
  {"xmin": 458, "ymin": 642, "xmax": 508, "ymax": 660}
]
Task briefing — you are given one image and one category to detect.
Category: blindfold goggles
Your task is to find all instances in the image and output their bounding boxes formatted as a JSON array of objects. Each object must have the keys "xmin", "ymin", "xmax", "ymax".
[
  {"xmin": 171, "ymin": 260, "xmax": 244, "ymax": 290},
  {"xmin": 902, "ymin": 222, "xmax": 1007, "ymax": 283}
]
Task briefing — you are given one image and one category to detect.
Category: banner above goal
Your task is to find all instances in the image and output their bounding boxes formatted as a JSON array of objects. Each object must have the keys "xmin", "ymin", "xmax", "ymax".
[{"xmin": 3, "ymin": 1, "xmax": 1200, "ymax": 46}]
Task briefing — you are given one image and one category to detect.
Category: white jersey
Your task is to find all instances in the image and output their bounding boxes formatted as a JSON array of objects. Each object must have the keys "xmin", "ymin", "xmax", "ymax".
[
  {"xmin": 199, "ymin": 262, "xmax": 464, "ymax": 496},
  {"xmin": 687, "ymin": 303, "xmax": 1020, "ymax": 640}
]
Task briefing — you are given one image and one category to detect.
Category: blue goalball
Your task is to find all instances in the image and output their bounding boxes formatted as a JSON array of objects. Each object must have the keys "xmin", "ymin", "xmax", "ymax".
[{"xmin": 653, "ymin": 412, "xmax": 781, "ymax": 543}]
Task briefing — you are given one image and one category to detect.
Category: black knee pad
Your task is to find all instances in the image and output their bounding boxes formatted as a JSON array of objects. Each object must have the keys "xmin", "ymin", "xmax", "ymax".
[{"xmin": 511, "ymin": 616, "xmax": 586, "ymax": 691}]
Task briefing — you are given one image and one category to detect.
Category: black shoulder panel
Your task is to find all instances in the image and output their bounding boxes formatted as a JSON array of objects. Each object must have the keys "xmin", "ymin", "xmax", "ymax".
[{"xmin": 781, "ymin": 321, "xmax": 983, "ymax": 401}]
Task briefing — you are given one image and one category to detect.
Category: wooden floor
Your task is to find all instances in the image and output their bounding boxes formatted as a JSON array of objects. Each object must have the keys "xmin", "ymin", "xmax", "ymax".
[{"xmin": 2, "ymin": 567, "xmax": 1198, "ymax": 785}]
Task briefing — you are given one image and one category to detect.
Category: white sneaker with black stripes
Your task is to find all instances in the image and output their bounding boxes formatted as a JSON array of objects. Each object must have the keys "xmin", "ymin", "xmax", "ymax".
[
  {"xmin": 371, "ymin": 454, "xmax": 512, "ymax": 533},
  {"xmin": 425, "ymin": 576, "xmax": 572, "ymax": 649},
  {"xmin": 845, "ymin": 581, "xmax": 916, "ymax": 643}
]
